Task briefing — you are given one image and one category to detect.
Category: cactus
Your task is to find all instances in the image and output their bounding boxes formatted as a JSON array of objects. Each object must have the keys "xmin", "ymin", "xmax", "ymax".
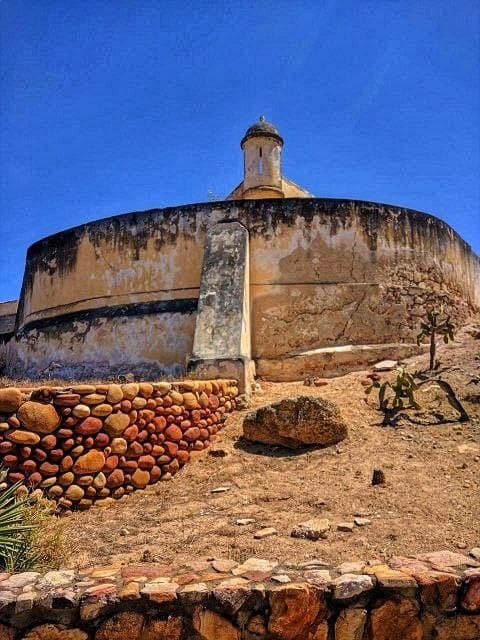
[
  {"xmin": 365, "ymin": 367, "xmax": 419, "ymax": 417},
  {"xmin": 416, "ymin": 309, "xmax": 455, "ymax": 370}
]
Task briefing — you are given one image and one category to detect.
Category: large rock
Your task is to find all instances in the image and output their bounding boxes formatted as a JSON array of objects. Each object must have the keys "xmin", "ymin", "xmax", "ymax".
[
  {"xmin": 243, "ymin": 396, "xmax": 347, "ymax": 449},
  {"xmin": 17, "ymin": 401, "xmax": 61, "ymax": 434}
]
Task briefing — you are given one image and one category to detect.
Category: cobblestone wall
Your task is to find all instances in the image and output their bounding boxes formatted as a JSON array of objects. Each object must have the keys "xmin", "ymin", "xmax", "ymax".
[
  {"xmin": 0, "ymin": 380, "xmax": 238, "ymax": 509},
  {"xmin": 0, "ymin": 551, "xmax": 479, "ymax": 638}
]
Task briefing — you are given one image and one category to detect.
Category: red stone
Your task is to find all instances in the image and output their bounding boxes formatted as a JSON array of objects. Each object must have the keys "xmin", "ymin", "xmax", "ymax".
[
  {"xmin": 166, "ymin": 415, "xmax": 176, "ymax": 424},
  {"xmin": 121, "ymin": 564, "xmax": 174, "ymax": 579},
  {"xmin": 184, "ymin": 427, "xmax": 201, "ymax": 442},
  {"xmin": 165, "ymin": 425, "xmax": 182, "ymax": 442},
  {"xmin": 3, "ymin": 454, "xmax": 17, "ymax": 468},
  {"xmin": 209, "ymin": 394, "xmax": 220, "ymax": 409},
  {"xmin": 102, "ymin": 455, "xmax": 119, "ymax": 472},
  {"xmin": 48, "ymin": 448, "xmax": 64, "ymax": 462},
  {"xmin": 62, "ymin": 438, "xmax": 75, "ymax": 450},
  {"xmin": 126, "ymin": 441, "xmax": 143, "ymax": 457},
  {"xmin": 164, "ymin": 458, "xmax": 179, "ymax": 474},
  {"xmin": 20, "ymin": 459, "xmax": 37, "ymax": 474},
  {"xmin": 54, "ymin": 393, "xmax": 81, "ymax": 407},
  {"xmin": 39, "ymin": 461, "xmax": 59, "ymax": 476},
  {"xmin": 60, "ymin": 455, "xmax": 74, "ymax": 471},
  {"xmin": 19, "ymin": 446, "xmax": 31, "ymax": 459},
  {"xmin": 178, "ymin": 440, "xmax": 188, "ymax": 450},
  {"xmin": 149, "ymin": 466, "xmax": 161, "ymax": 483},
  {"xmin": 76, "ymin": 417, "xmax": 103, "ymax": 435},
  {"xmin": 180, "ymin": 419, "xmax": 192, "ymax": 430},
  {"xmin": 176, "ymin": 450, "xmax": 190, "ymax": 464},
  {"xmin": 137, "ymin": 429, "xmax": 149, "ymax": 443},
  {"xmin": 200, "ymin": 428, "xmax": 210, "ymax": 440},
  {"xmin": 62, "ymin": 417, "xmax": 78, "ymax": 428},
  {"xmin": 120, "ymin": 460, "xmax": 138, "ymax": 472},
  {"xmin": 27, "ymin": 472, "xmax": 42, "ymax": 486},
  {"xmin": 138, "ymin": 455, "xmax": 155, "ymax": 470},
  {"xmin": 123, "ymin": 425, "xmax": 139, "ymax": 442},
  {"xmin": 8, "ymin": 472, "xmax": 25, "ymax": 483},
  {"xmin": 83, "ymin": 437, "xmax": 94, "ymax": 448},
  {"xmin": 191, "ymin": 410, "xmax": 201, "ymax": 423},
  {"xmin": 33, "ymin": 448, "xmax": 48, "ymax": 462},
  {"xmin": 41, "ymin": 434, "xmax": 57, "ymax": 449},
  {"xmin": 163, "ymin": 441, "xmax": 178, "ymax": 457},
  {"xmin": 106, "ymin": 468, "xmax": 125, "ymax": 488},
  {"xmin": 120, "ymin": 400, "xmax": 132, "ymax": 412},
  {"xmin": 94, "ymin": 433, "xmax": 110, "ymax": 447},
  {"xmin": 0, "ymin": 442, "xmax": 14, "ymax": 453}
]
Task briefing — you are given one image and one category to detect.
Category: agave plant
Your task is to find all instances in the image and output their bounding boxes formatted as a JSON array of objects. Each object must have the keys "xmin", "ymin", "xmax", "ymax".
[{"xmin": 0, "ymin": 470, "xmax": 35, "ymax": 571}]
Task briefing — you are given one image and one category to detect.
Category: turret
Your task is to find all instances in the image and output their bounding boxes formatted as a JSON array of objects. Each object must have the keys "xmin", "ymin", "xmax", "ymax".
[{"xmin": 240, "ymin": 116, "xmax": 284, "ymax": 199}]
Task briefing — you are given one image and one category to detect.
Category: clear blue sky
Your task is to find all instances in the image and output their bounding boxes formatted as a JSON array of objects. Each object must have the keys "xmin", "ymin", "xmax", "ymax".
[{"xmin": 1, "ymin": 0, "xmax": 479, "ymax": 302}]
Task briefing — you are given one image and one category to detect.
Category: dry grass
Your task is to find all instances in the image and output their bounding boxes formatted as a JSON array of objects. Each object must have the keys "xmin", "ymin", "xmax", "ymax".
[{"xmin": 55, "ymin": 323, "xmax": 480, "ymax": 570}]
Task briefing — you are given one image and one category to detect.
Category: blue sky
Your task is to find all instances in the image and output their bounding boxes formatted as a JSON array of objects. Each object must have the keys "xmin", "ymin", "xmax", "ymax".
[{"xmin": 1, "ymin": 0, "xmax": 479, "ymax": 301}]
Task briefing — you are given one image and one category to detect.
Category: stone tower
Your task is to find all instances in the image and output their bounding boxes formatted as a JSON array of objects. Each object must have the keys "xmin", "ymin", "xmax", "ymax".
[
  {"xmin": 241, "ymin": 115, "xmax": 284, "ymax": 199},
  {"xmin": 226, "ymin": 116, "xmax": 314, "ymax": 200}
]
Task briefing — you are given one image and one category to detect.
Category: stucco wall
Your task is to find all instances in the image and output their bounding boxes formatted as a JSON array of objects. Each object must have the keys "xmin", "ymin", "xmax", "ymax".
[
  {"xmin": 8, "ymin": 199, "xmax": 480, "ymax": 379},
  {"xmin": 237, "ymin": 199, "xmax": 480, "ymax": 360}
]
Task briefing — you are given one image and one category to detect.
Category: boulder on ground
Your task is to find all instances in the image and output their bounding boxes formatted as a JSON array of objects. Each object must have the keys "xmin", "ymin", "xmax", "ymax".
[{"xmin": 242, "ymin": 395, "xmax": 347, "ymax": 449}]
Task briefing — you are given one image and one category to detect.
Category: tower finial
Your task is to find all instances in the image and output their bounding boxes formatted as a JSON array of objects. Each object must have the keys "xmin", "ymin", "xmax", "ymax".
[{"xmin": 259, "ymin": 115, "xmax": 265, "ymax": 122}]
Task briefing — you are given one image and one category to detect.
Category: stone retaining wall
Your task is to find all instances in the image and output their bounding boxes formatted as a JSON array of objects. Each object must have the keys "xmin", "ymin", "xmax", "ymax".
[
  {"xmin": 0, "ymin": 551, "xmax": 479, "ymax": 639},
  {"xmin": 0, "ymin": 380, "xmax": 238, "ymax": 509}
]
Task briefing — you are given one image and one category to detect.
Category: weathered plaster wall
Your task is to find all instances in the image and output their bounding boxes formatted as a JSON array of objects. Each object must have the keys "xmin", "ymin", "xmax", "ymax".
[
  {"xmin": 12, "ymin": 207, "xmax": 209, "ymax": 378},
  {"xmin": 8, "ymin": 198, "xmax": 480, "ymax": 380},
  {"xmin": 237, "ymin": 199, "xmax": 480, "ymax": 361}
]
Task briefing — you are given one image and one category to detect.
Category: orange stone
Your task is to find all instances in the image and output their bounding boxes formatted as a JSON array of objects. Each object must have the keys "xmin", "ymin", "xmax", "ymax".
[
  {"xmin": 17, "ymin": 401, "xmax": 60, "ymax": 434},
  {"xmin": 131, "ymin": 468, "xmax": 150, "ymax": 488},
  {"xmin": 192, "ymin": 607, "xmax": 240, "ymax": 640},
  {"xmin": 268, "ymin": 584, "xmax": 327, "ymax": 640},
  {"xmin": 7, "ymin": 430, "xmax": 40, "ymax": 445},
  {"xmin": 95, "ymin": 612, "xmax": 144, "ymax": 640},
  {"xmin": 141, "ymin": 616, "xmax": 183, "ymax": 640},
  {"xmin": 73, "ymin": 450, "xmax": 105, "ymax": 475},
  {"xmin": 0, "ymin": 388, "xmax": 22, "ymax": 413},
  {"xmin": 367, "ymin": 597, "xmax": 423, "ymax": 640}
]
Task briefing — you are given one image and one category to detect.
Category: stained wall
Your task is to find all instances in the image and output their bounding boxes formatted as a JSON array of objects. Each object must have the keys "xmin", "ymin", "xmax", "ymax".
[{"xmin": 7, "ymin": 199, "xmax": 480, "ymax": 380}]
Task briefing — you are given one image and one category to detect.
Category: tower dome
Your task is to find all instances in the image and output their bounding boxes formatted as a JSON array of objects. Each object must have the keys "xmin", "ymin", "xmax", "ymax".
[
  {"xmin": 226, "ymin": 117, "xmax": 314, "ymax": 200},
  {"xmin": 241, "ymin": 116, "xmax": 284, "ymax": 148}
]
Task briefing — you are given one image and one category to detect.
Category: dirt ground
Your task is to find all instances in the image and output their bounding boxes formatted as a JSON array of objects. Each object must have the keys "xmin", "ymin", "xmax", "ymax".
[{"xmin": 54, "ymin": 325, "xmax": 480, "ymax": 569}]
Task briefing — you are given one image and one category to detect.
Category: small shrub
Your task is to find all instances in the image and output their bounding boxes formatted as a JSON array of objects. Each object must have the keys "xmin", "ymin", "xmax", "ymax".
[{"xmin": 416, "ymin": 309, "xmax": 455, "ymax": 370}]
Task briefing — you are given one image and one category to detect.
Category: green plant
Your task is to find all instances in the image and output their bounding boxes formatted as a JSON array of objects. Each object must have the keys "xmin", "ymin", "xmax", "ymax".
[
  {"xmin": 0, "ymin": 469, "xmax": 63, "ymax": 571},
  {"xmin": 365, "ymin": 367, "xmax": 420, "ymax": 416},
  {"xmin": 0, "ymin": 474, "xmax": 35, "ymax": 571},
  {"xmin": 416, "ymin": 309, "xmax": 455, "ymax": 370}
]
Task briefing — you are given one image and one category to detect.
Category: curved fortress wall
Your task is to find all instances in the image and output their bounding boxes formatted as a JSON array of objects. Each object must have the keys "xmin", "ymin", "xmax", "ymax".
[{"xmin": 10, "ymin": 199, "xmax": 480, "ymax": 380}]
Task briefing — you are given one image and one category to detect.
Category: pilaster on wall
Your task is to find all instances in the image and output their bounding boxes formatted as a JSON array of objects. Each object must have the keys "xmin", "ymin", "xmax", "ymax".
[{"xmin": 187, "ymin": 221, "xmax": 254, "ymax": 393}]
